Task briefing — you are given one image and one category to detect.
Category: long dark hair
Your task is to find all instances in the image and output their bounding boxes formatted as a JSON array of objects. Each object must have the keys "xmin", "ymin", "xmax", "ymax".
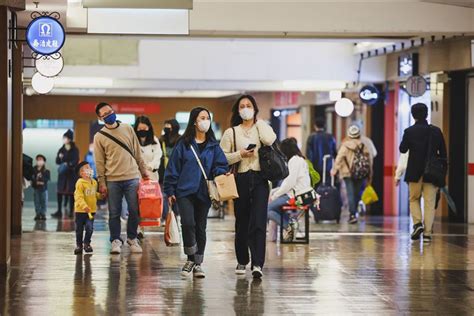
[
  {"xmin": 280, "ymin": 138, "xmax": 304, "ymax": 160},
  {"xmin": 230, "ymin": 94, "xmax": 259, "ymax": 127},
  {"xmin": 180, "ymin": 107, "xmax": 216, "ymax": 147},
  {"xmin": 166, "ymin": 119, "xmax": 181, "ymax": 145},
  {"xmin": 134, "ymin": 116, "xmax": 157, "ymax": 146}
]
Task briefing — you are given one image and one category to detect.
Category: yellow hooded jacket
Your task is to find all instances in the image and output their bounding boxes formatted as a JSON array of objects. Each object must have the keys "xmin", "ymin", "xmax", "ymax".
[{"xmin": 74, "ymin": 178, "xmax": 101, "ymax": 213}]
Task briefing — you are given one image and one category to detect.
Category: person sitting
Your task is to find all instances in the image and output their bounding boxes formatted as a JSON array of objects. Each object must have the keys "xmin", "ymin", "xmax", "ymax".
[{"xmin": 267, "ymin": 138, "xmax": 313, "ymax": 241}]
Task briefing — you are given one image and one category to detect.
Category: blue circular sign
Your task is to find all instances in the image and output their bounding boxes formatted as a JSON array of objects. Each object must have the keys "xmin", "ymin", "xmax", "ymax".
[
  {"xmin": 359, "ymin": 85, "xmax": 380, "ymax": 106},
  {"xmin": 26, "ymin": 16, "xmax": 65, "ymax": 55}
]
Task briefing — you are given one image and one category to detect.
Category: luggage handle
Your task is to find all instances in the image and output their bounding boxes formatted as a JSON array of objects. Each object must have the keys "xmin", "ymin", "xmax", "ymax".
[{"xmin": 322, "ymin": 154, "xmax": 335, "ymax": 187}]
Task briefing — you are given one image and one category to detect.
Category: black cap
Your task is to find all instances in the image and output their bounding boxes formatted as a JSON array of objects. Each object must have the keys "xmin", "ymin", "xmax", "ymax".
[
  {"xmin": 36, "ymin": 154, "xmax": 46, "ymax": 162},
  {"xmin": 75, "ymin": 161, "xmax": 89, "ymax": 176}
]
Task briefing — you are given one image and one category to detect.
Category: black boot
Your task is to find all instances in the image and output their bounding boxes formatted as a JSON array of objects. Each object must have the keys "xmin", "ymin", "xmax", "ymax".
[{"xmin": 51, "ymin": 211, "xmax": 62, "ymax": 218}]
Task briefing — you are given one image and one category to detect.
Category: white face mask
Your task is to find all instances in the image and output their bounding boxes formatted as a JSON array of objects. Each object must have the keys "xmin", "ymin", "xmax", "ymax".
[
  {"xmin": 83, "ymin": 169, "xmax": 94, "ymax": 178},
  {"xmin": 197, "ymin": 120, "xmax": 211, "ymax": 133},
  {"xmin": 36, "ymin": 160, "xmax": 45, "ymax": 167},
  {"xmin": 239, "ymin": 108, "xmax": 255, "ymax": 121}
]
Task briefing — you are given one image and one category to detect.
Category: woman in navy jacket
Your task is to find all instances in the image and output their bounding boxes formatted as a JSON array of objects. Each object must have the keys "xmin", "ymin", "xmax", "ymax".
[{"xmin": 164, "ymin": 107, "xmax": 228, "ymax": 279}]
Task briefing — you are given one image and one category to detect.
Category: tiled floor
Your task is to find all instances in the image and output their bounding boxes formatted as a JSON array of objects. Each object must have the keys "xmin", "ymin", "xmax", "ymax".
[{"xmin": 2, "ymin": 204, "xmax": 474, "ymax": 315}]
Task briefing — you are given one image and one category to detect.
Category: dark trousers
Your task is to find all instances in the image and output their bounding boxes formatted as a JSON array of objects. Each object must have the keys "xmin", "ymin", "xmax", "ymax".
[
  {"xmin": 344, "ymin": 177, "xmax": 365, "ymax": 216},
  {"xmin": 57, "ymin": 194, "xmax": 74, "ymax": 215},
  {"xmin": 234, "ymin": 171, "xmax": 269, "ymax": 268},
  {"xmin": 177, "ymin": 195, "xmax": 210, "ymax": 265},
  {"xmin": 75, "ymin": 213, "xmax": 94, "ymax": 246}
]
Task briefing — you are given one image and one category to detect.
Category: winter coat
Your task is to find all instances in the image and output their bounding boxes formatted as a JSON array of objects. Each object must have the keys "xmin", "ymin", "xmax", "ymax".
[
  {"xmin": 56, "ymin": 144, "xmax": 79, "ymax": 195},
  {"xmin": 333, "ymin": 138, "xmax": 371, "ymax": 179},
  {"xmin": 164, "ymin": 139, "xmax": 229, "ymax": 202}
]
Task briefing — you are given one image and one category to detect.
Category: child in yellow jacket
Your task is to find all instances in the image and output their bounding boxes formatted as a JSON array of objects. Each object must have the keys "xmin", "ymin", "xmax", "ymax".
[{"xmin": 74, "ymin": 161, "xmax": 102, "ymax": 255}]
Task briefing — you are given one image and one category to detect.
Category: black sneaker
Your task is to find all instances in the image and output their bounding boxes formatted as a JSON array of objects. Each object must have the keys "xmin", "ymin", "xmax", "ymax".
[
  {"xmin": 423, "ymin": 235, "xmax": 432, "ymax": 243},
  {"xmin": 84, "ymin": 244, "xmax": 93, "ymax": 254},
  {"xmin": 235, "ymin": 264, "xmax": 246, "ymax": 275},
  {"xmin": 181, "ymin": 261, "xmax": 195, "ymax": 278},
  {"xmin": 137, "ymin": 231, "xmax": 144, "ymax": 241},
  {"xmin": 51, "ymin": 211, "xmax": 62, "ymax": 219},
  {"xmin": 252, "ymin": 266, "xmax": 263, "ymax": 279},
  {"xmin": 411, "ymin": 223, "xmax": 424, "ymax": 240},
  {"xmin": 40, "ymin": 214, "xmax": 47, "ymax": 221},
  {"xmin": 348, "ymin": 215, "xmax": 358, "ymax": 224},
  {"xmin": 74, "ymin": 246, "xmax": 83, "ymax": 255},
  {"xmin": 34, "ymin": 215, "xmax": 40, "ymax": 221},
  {"xmin": 193, "ymin": 265, "xmax": 206, "ymax": 278}
]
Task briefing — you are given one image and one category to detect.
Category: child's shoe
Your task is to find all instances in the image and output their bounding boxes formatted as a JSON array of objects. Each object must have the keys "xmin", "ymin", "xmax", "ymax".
[
  {"xmin": 84, "ymin": 244, "xmax": 93, "ymax": 254},
  {"xmin": 74, "ymin": 245, "xmax": 83, "ymax": 255}
]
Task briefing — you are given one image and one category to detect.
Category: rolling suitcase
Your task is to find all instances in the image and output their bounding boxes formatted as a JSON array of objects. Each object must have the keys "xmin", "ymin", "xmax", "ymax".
[{"xmin": 315, "ymin": 155, "xmax": 342, "ymax": 223}]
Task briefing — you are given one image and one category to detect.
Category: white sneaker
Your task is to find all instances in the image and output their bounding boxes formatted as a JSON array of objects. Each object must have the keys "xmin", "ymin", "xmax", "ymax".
[
  {"xmin": 252, "ymin": 266, "xmax": 263, "ymax": 279},
  {"xmin": 181, "ymin": 261, "xmax": 195, "ymax": 278},
  {"xmin": 110, "ymin": 239, "xmax": 122, "ymax": 255},
  {"xmin": 127, "ymin": 238, "xmax": 143, "ymax": 253}
]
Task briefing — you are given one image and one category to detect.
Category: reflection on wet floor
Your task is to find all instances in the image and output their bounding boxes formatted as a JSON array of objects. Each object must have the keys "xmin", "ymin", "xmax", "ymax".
[{"xmin": 3, "ymin": 202, "xmax": 474, "ymax": 314}]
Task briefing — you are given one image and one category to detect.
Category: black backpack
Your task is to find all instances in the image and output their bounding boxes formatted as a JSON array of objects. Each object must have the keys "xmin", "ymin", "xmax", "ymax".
[
  {"xmin": 23, "ymin": 154, "xmax": 34, "ymax": 181},
  {"xmin": 423, "ymin": 126, "xmax": 447, "ymax": 187},
  {"xmin": 259, "ymin": 142, "xmax": 289, "ymax": 182}
]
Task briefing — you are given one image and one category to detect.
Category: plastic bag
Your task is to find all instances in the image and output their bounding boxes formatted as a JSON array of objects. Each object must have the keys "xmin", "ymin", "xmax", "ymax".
[
  {"xmin": 361, "ymin": 185, "xmax": 379, "ymax": 205},
  {"xmin": 164, "ymin": 207, "xmax": 180, "ymax": 247}
]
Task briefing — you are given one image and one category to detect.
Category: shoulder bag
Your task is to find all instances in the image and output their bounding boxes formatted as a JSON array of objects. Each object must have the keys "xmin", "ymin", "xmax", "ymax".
[
  {"xmin": 258, "ymin": 140, "xmax": 289, "ymax": 182},
  {"xmin": 423, "ymin": 125, "xmax": 447, "ymax": 187}
]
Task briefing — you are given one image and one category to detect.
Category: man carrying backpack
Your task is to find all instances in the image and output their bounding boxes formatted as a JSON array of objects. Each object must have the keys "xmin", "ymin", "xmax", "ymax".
[
  {"xmin": 331, "ymin": 125, "xmax": 371, "ymax": 224},
  {"xmin": 306, "ymin": 117, "xmax": 337, "ymax": 185}
]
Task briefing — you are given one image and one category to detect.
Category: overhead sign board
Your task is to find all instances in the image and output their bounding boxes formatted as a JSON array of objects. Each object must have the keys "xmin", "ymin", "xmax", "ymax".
[
  {"xmin": 26, "ymin": 16, "xmax": 65, "ymax": 55},
  {"xmin": 359, "ymin": 85, "xmax": 380, "ymax": 105},
  {"xmin": 406, "ymin": 76, "xmax": 427, "ymax": 98},
  {"xmin": 398, "ymin": 53, "xmax": 419, "ymax": 78}
]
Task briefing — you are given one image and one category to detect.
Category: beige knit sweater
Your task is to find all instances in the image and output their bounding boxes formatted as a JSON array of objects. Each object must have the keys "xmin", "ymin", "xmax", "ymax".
[
  {"xmin": 220, "ymin": 120, "xmax": 277, "ymax": 173},
  {"xmin": 94, "ymin": 122, "xmax": 148, "ymax": 187}
]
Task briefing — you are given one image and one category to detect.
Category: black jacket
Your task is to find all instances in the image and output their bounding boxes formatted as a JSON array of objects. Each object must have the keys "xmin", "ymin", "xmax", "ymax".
[{"xmin": 399, "ymin": 120, "xmax": 447, "ymax": 183}]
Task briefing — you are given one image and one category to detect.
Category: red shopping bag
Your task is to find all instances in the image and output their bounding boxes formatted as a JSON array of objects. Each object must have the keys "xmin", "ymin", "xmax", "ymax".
[{"xmin": 138, "ymin": 179, "xmax": 163, "ymax": 227}]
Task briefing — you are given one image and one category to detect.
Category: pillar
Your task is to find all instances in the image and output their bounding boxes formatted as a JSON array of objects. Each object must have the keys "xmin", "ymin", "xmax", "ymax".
[
  {"xmin": 0, "ymin": 6, "xmax": 13, "ymax": 272},
  {"xmin": 11, "ymin": 30, "xmax": 23, "ymax": 236}
]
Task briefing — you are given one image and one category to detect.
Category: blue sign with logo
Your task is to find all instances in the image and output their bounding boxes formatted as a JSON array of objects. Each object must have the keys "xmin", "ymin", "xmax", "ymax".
[
  {"xmin": 359, "ymin": 85, "xmax": 380, "ymax": 105},
  {"xmin": 26, "ymin": 16, "xmax": 65, "ymax": 55}
]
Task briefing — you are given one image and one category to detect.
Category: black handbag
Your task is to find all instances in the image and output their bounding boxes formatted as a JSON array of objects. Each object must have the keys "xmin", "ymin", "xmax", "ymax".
[
  {"xmin": 423, "ymin": 126, "xmax": 447, "ymax": 187},
  {"xmin": 258, "ymin": 142, "xmax": 289, "ymax": 182},
  {"xmin": 295, "ymin": 189, "xmax": 317, "ymax": 206}
]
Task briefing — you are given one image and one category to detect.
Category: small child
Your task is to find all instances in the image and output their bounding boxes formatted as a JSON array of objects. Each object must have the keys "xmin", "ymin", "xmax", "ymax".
[
  {"xmin": 74, "ymin": 161, "xmax": 102, "ymax": 255},
  {"xmin": 32, "ymin": 154, "xmax": 50, "ymax": 221}
]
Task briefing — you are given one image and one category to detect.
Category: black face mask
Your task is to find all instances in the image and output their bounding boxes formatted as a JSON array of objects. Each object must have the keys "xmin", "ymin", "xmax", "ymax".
[
  {"xmin": 164, "ymin": 127, "xmax": 171, "ymax": 135},
  {"xmin": 137, "ymin": 130, "xmax": 149, "ymax": 138}
]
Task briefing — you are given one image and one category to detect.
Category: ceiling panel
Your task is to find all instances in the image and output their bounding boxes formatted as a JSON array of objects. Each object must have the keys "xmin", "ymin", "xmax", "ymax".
[{"xmin": 422, "ymin": 0, "xmax": 474, "ymax": 8}]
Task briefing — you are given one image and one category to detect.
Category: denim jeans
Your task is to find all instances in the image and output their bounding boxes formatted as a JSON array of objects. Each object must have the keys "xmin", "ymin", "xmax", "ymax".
[
  {"xmin": 75, "ymin": 213, "xmax": 94, "ymax": 246},
  {"xmin": 177, "ymin": 195, "xmax": 210, "ymax": 264},
  {"xmin": 34, "ymin": 189, "xmax": 47, "ymax": 215},
  {"xmin": 234, "ymin": 171, "xmax": 269, "ymax": 268},
  {"xmin": 107, "ymin": 179, "xmax": 140, "ymax": 242},
  {"xmin": 344, "ymin": 177, "xmax": 364, "ymax": 216},
  {"xmin": 267, "ymin": 195, "xmax": 290, "ymax": 228}
]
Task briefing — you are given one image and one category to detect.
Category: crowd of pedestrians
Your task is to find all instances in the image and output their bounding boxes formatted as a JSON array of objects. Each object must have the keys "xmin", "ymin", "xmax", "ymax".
[{"xmin": 25, "ymin": 96, "xmax": 448, "ymax": 279}]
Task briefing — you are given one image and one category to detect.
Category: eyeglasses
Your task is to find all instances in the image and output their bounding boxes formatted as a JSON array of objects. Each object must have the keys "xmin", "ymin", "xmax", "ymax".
[{"xmin": 99, "ymin": 111, "xmax": 114, "ymax": 119}]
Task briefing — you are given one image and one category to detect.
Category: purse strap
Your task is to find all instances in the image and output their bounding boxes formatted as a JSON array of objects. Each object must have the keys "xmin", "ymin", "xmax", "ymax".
[
  {"xmin": 190, "ymin": 145, "xmax": 209, "ymax": 181},
  {"xmin": 231, "ymin": 127, "xmax": 240, "ymax": 173}
]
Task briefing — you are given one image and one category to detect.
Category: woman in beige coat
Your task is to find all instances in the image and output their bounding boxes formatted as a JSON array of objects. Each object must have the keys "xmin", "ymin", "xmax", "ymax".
[{"xmin": 331, "ymin": 125, "xmax": 372, "ymax": 224}]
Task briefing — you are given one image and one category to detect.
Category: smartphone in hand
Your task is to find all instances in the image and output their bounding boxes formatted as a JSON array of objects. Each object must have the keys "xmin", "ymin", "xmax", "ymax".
[{"xmin": 246, "ymin": 144, "xmax": 257, "ymax": 151}]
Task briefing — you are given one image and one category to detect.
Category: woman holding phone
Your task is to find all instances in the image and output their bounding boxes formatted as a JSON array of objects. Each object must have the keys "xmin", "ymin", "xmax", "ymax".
[
  {"xmin": 220, "ymin": 94, "xmax": 276, "ymax": 279},
  {"xmin": 164, "ymin": 107, "xmax": 228, "ymax": 279}
]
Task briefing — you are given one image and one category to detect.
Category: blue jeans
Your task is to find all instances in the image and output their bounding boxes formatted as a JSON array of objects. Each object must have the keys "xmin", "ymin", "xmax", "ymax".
[
  {"xmin": 34, "ymin": 189, "xmax": 47, "ymax": 215},
  {"xmin": 107, "ymin": 179, "xmax": 140, "ymax": 242},
  {"xmin": 344, "ymin": 178, "xmax": 364, "ymax": 216},
  {"xmin": 267, "ymin": 195, "xmax": 290, "ymax": 228},
  {"xmin": 75, "ymin": 213, "xmax": 94, "ymax": 246}
]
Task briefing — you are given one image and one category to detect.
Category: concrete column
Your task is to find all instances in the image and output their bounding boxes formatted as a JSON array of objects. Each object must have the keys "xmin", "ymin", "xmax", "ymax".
[
  {"xmin": 0, "ymin": 6, "xmax": 13, "ymax": 272},
  {"xmin": 11, "ymin": 36, "xmax": 23, "ymax": 236}
]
